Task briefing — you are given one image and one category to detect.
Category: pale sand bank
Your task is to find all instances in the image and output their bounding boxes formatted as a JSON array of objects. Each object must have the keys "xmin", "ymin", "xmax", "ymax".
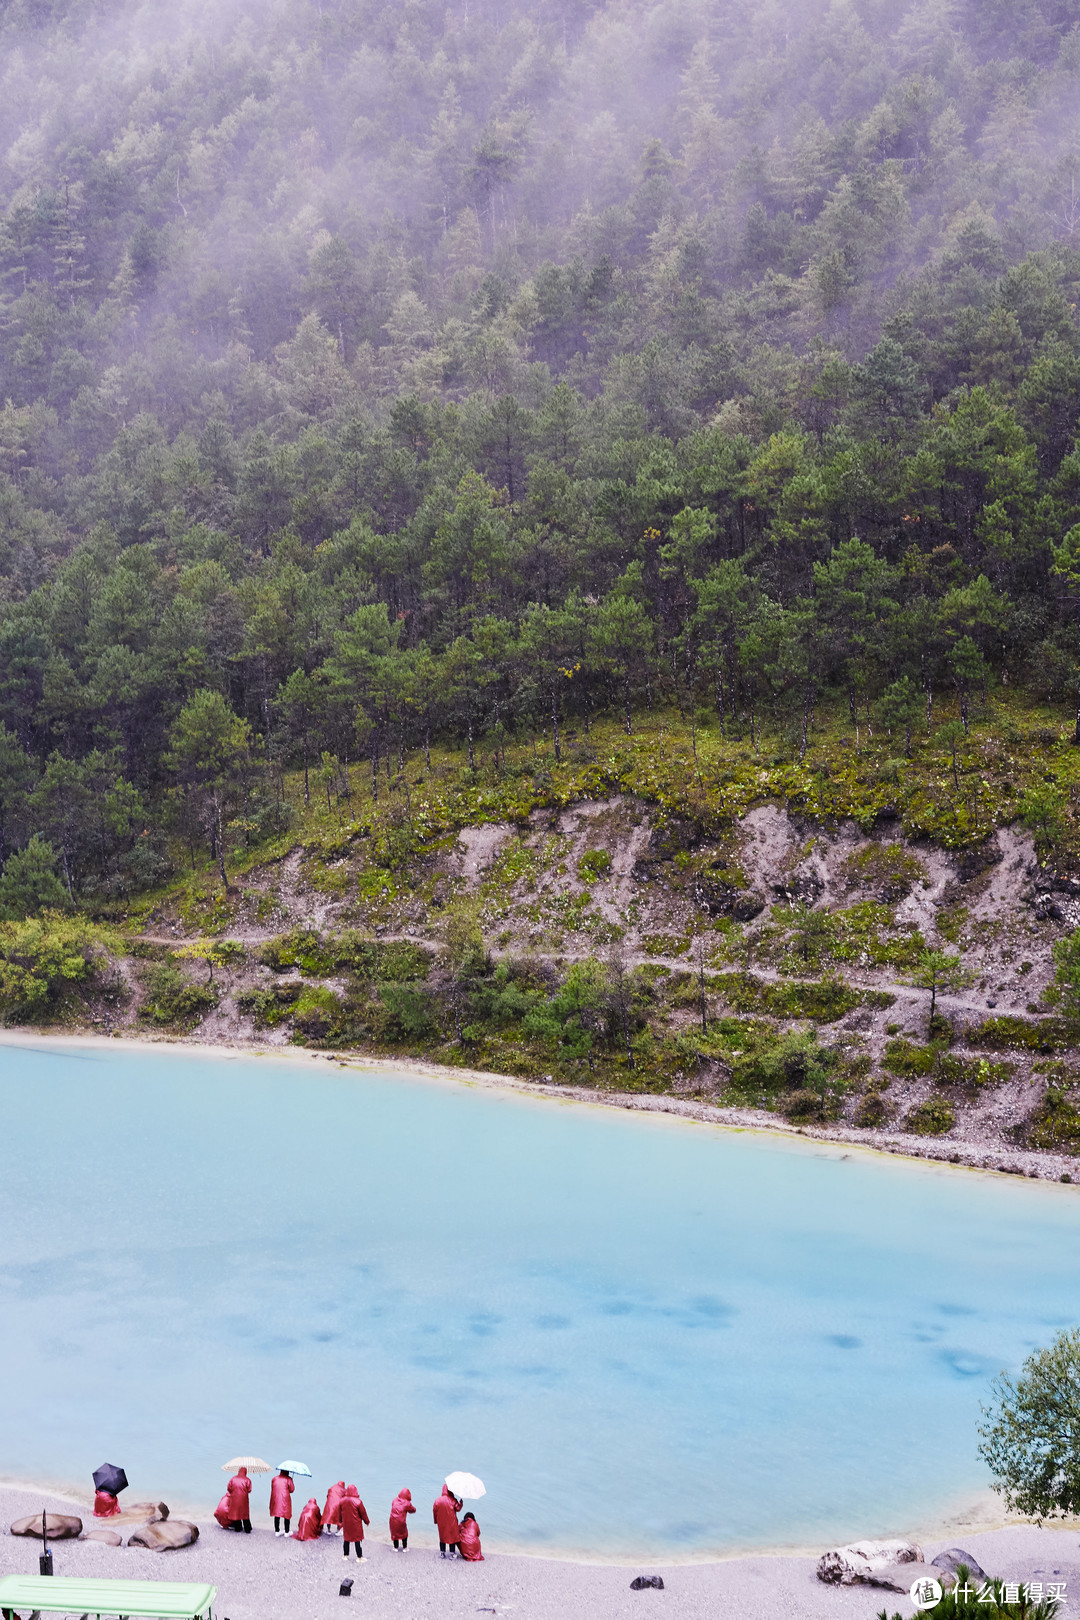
[{"xmin": 2, "ymin": 1488, "xmax": 1080, "ymax": 1620}]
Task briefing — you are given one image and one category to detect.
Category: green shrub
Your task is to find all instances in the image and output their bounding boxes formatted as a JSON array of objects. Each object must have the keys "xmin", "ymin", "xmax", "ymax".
[
  {"xmin": 379, "ymin": 981, "xmax": 436, "ymax": 1039},
  {"xmin": 883, "ymin": 1037, "xmax": 939, "ymax": 1076},
  {"xmin": 904, "ymin": 1096, "xmax": 955, "ymax": 1135},
  {"xmin": 139, "ymin": 962, "xmax": 218, "ymax": 1028},
  {"xmin": 237, "ymin": 983, "xmax": 302, "ymax": 1027},
  {"xmin": 966, "ymin": 1015, "xmax": 1071, "ymax": 1053},
  {"xmin": 291, "ymin": 985, "xmax": 343, "ymax": 1040},
  {"xmin": 0, "ymin": 912, "xmax": 113, "ymax": 1021},
  {"xmin": 578, "ymin": 849, "xmax": 612, "ymax": 882},
  {"xmin": 1027, "ymin": 1087, "xmax": 1080, "ymax": 1153},
  {"xmin": 853, "ymin": 1090, "xmax": 890, "ymax": 1128}
]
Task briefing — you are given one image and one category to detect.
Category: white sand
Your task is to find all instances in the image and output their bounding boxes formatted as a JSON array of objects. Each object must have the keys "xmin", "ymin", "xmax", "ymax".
[{"xmin": 2, "ymin": 1488, "xmax": 1080, "ymax": 1619}]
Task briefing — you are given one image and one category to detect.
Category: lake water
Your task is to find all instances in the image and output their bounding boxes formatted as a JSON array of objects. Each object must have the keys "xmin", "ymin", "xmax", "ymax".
[{"xmin": 0, "ymin": 1040, "xmax": 1077, "ymax": 1558}]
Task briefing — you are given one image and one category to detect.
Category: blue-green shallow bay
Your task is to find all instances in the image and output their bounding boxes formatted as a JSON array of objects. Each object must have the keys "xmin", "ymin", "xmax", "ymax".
[{"xmin": 0, "ymin": 1040, "xmax": 1077, "ymax": 1558}]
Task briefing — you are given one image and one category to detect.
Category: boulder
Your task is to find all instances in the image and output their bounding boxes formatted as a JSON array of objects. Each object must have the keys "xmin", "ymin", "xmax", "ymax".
[
  {"xmin": 817, "ymin": 1540, "xmax": 924, "ymax": 1585},
  {"xmin": 630, "ymin": 1576, "xmax": 665, "ymax": 1590},
  {"xmin": 932, "ymin": 1548, "xmax": 987, "ymax": 1582},
  {"xmin": 732, "ymin": 892, "xmax": 766, "ymax": 922},
  {"xmin": 81, "ymin": 1528, "xmax": 123, "ymax": 1547},
  {"xmin": 10, "ymin": 1513, "xmax": 82, "ymax": 1540},
  {"xmin": 123, "ymin": 1501, "xmax": 168, "ymax": 1522},
  {"xmin": 127, "ymin": 1520, "xmax": 197, "ymax": 1551},
  {"xmin": 864, "ymin": 1562, "xmax": 956, "ymax": 1594}
]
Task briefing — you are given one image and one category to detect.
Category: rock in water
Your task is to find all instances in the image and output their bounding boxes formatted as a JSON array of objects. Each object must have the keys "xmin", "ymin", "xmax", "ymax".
[
  {"xmin": 932, "ymin": 1548, "xmax": 987, "ymax": 1581},
  {"xmin": 816, "ymin": 1540, "xmax": 924, "ymax": 1584},
  {"xmin": 81, "ymin": 1528, "xmax": 123, "ymax": 1546},
  {"xmin": 127, "ymin": 1520, "xmax": 197, "ymax": 1550},
  {"xmin": 10, "ymin": 1513, "xmax": 82, "ymax": 1540}
]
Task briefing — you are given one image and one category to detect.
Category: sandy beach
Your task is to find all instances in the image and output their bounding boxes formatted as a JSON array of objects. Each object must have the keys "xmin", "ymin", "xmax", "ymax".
[{"xmin": 2, "ymin": 1486, "xmax": 1079, "ymax": 1619}]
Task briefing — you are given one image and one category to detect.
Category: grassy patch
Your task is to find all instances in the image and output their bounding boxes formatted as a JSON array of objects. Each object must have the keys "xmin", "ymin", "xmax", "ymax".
[
  {"xmin": 840, "ymin": 843, "xmax": 927, "ymax": 900},
  {"xmin": 138, "ymin": 961, "xmax": 218, "ymax": 1029},
  {"xmin": 1027, "ymin": 1087, "xmax": 1080, "ymax": 1153},
  {"xmin": 965, "ymin": 1014, "xmax": 1073, "ymax": 1053}
]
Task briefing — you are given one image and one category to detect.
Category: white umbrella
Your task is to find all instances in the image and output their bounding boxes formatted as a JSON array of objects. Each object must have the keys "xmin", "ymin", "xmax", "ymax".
[
  {"xmin": 276, "ymin": 1460, "xmax": 312, "ymax": 1476},
  {"xmin": 444, "ymin": 1471, "xmax": 485, "ymax": 1500},
  {"xmin": 221, "ymin": 1457, "xmax": 271, "ymax": 1473}
]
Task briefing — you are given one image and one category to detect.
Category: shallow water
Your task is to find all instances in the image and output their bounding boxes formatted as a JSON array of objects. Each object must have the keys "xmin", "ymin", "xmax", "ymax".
[{"xmin": 0, "ymin": 1041, "xmax": 1077, "ymax": 1557}]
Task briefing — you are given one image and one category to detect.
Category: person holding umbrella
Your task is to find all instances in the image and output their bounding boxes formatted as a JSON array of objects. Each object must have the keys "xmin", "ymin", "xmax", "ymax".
[
  {"xmin": 221, "ymin": 1458, "xmax": 270, "ymax": 1533},
  {"xmin": 442, "ymin": 1473, "xmax": 485, "ymax": 1559},
  {"xmin": 389, "ymin": 1487, "xmax": 415, "ymax": 1550},
  {"xmin": 339, "ymin": 1485, "xmax": 369, "ymax": 1559},
  {"xmin": 92, "ymin": 1464, "xmax": 127, "ymax": 1519},
  {"xmin": 432, "ymin": 1482, "xmax": 462, "ymax": 1558}
]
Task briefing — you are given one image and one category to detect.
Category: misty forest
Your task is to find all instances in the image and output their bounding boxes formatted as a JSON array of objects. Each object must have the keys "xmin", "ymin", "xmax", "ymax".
[{"xmin": 6, "ymin": 0, "xmax": 1080, "ymax": 1147}]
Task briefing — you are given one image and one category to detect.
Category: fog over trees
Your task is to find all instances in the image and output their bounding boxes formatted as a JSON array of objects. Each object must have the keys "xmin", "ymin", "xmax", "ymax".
[{"xmin": 1, "ymin": 0, "xmax": 1080, "ymax": 898}]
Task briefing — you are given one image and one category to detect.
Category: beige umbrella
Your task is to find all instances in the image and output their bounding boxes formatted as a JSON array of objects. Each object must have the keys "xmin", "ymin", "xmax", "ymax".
[{"xmin": 221, "ymin": 1457, "xmax": 271, "ymax": 1472}]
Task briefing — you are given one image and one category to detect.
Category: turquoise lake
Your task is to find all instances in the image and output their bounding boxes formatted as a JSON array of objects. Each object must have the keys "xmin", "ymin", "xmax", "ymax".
[{"xmin": 1, "ymin": 1040, "xmax": 1077, "ymax": 1558}]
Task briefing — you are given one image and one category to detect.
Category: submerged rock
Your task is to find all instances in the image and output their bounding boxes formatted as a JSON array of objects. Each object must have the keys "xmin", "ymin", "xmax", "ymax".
[
  {"xmin": 128, "ymin": 1520, "xmax": 197, "ymax": 1550},
  {"xmin": 10, "ymin": 1513, "xmax": 82, "ymax": 1540},
  {"xmin": 817, "ymin": 1540, "xmax": 923, "ymax": 1585},
  {"xmin": 124, "ymin": 1501, "xmax": 169, "ymax": 1522}
]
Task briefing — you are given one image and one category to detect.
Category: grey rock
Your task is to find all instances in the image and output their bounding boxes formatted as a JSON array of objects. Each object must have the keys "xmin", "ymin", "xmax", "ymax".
[
  {"xmin": 630, "ymin": 1576, "xmax": 665, "ymax": 1590},
  {"xmin": 732, "ymin": 892, "xmax": 766, "ymax": 922},
  {"xmin": 932, "ymin": 1548, "xmax": 987, "ymax": 1582},
  {"xmin": 127, "ymin": 1520, "xmax": 197, "ymax": 1550},
  {"xmin": 864, "ymin": 1562, "xmax": 955, "ymax": 1594},
  {"xmin": 10, "ymin": 1513, "xmax": 82, "ymax": 1540},
  {"xmin": 124, "ymin": 1501, "xmax": 168, "ymax": 1522},
  {"xmin": 81, "ymin": 1528, "xmax": 123, "ymax": 1546},
  {"xmin": 817, "ymin": 1540, "xmax": 923, "ymax": 1585}
]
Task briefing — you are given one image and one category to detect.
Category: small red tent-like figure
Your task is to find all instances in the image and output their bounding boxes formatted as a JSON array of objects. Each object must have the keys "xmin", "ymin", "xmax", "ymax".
[
  {"xmin": 213, "ymin": 1494, "xmax": 231, "ymax": 1529},
  {"xmin": 459, "ymin": 1512, "xmax": 484, "ymax": 1561},
  {"xmin": 292, "ymin": 1498, "xmax": 323, "ymax": 1540},
  {"xmin": 93, "ymin": 1490, "xmax": 121, "ymax": 1519}
]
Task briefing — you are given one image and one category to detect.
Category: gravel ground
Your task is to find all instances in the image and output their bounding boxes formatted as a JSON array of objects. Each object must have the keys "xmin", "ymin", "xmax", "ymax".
[{"xmin": 3, "ymin": 1487, "xmax": 1080, "ymax": 1620}]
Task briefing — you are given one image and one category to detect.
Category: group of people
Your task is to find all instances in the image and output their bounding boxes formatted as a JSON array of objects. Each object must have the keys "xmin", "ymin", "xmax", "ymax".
[{"xmin": 214, "ymin": 1468, "xmax": 483, "ymax": 1561}]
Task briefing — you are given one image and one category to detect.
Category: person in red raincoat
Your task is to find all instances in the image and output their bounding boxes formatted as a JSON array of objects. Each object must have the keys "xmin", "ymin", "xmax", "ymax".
[
  {"xmin": 292, "ymin": 1498, "xmax": 323, "ymax": 1541},
  {"xmin": 459, "ymin": 1512, "xmax": 484, "ymax": 1562},
  {"xmin": 339, "ymin": 1486, "xmax": 369, "ymax": 1559},
  {"xmin": 323, "ymin": 1480, "xmax": 346, "ymax": 1534},
  {"xmin": 93, "ymin": 1490, "xmax": 121, "ymax": 1518},
  {"xmin": 213, "ymin": 1494, "xmax": 231, "ymax": 1529},
  {"xmin": 389, "ymin": 1487, "xmax": 415, "ymax": 1550},
  {"xmin": 270, "ymin": 1470, "xmax": 294, "ymax": 1536},
  {"xmin": 225, "ymin": 1465, "xmax": 253, "ymax": 1532},
  {"xmin": 432, "ymin": 1483, "xmax": 462, "ymax": 1557}
]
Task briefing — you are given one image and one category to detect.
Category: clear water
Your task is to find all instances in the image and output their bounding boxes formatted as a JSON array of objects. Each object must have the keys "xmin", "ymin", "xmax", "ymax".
[{"xmin": 0, "ymin": 1041, "xmax": 1077, "ymax": 1558}]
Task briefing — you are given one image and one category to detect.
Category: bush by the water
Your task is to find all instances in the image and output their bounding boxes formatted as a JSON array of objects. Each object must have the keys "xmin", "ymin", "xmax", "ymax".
[
  {"xmin": 904, "ymin": 1096, "xmax": 955, "ymax": 1136},
  {"xmin": 0, "ymin": 912, "xmax": 113, "ymax": 1021},
  {"xmin": 139, "ymin": 962, "xmax": 218, "ymax": 1029}
]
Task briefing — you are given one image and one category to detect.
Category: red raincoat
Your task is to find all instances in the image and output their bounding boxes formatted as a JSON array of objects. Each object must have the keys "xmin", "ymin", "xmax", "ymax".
[
  {"xmin": 433, "ymin": 1485, "xmax": 462, "ymax": 1544},
  {"xmin": 323, "ymin": 1481, "xmax": 346, "ymax": 1526},
  {"xmin": 269, "ymin": 1473, "xmax": 294, "ymax": 1518},
  {"xmin": 93, "ymin": 1490, "xmax": 120, "ymax": 1519},
  {"xmin": 389, "ymin": 1489, "xmax": 415, "ymax": 1538},
  {"xmin": 213, "ymin": 1494, "xmax": 231, "ymax": 1529},
  {"xmin": 339, "ymin": 1488, "xmax": 369, "ymax": 1542},
  {"xmin": 226, "ymin": 1468, "xmax": 252, "ymax": 1522},
  {"xmin": 292, "ymin": 1498, "xmax": 323, "ymax": 1540},
  {"xmin": 459, "ymin": 1517, "xmax": 484, "ymax": 1561}
]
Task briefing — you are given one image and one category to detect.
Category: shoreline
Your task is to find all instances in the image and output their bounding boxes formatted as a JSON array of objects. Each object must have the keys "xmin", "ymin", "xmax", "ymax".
[
  {"xmin": 4, "ymin": 1024, "xmax": 1079, "ymax": 1190},
  {"xmin": 1, "ymin": 1486, "xmax": 1079, "ymax": 1620}
]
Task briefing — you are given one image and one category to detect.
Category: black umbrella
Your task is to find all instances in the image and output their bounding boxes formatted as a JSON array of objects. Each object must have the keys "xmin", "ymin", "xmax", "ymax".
[{"xmin": 92, "ymin": 1463, "xmax": 128, "ymax": 1496}]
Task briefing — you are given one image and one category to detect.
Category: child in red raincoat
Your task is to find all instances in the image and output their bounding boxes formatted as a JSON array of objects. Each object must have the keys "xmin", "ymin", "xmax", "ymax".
[
  {"xmin": 93, "ymin": 1490, "xmax": 121, "ymax": 1518},
  {"xmin": 292, "ymin": 1498, "xmax": 323, "ymax": 1540},
  {"xmin": 225, "ymin": 1465, "xmax": 252, "ymax": 1533},
  {"xmin": 389, "ymin": 1487, "xmax": 415, "ymax": 1549},
  {"xmin": 432, "ymin": 1483, "xmax": 462, "ymax": 1557},
  {"xmin": 459, "ymin": 1512, "xmax": 484, "ymax": 1561},
  {"xmin": 323, "ymin": 1480, "xmax": 346, "ymax": 1534},
  {"xmin": 270, "ymin": 1470, "xmax": 294, "ymax": 1536},
  {"xmin": 339, "ymin": 1486, "xmax": 369, "ymax": 1559},
  {"xmin": 214, "ymin": 1494, "xmax": 231, "ymax": 1529}
]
